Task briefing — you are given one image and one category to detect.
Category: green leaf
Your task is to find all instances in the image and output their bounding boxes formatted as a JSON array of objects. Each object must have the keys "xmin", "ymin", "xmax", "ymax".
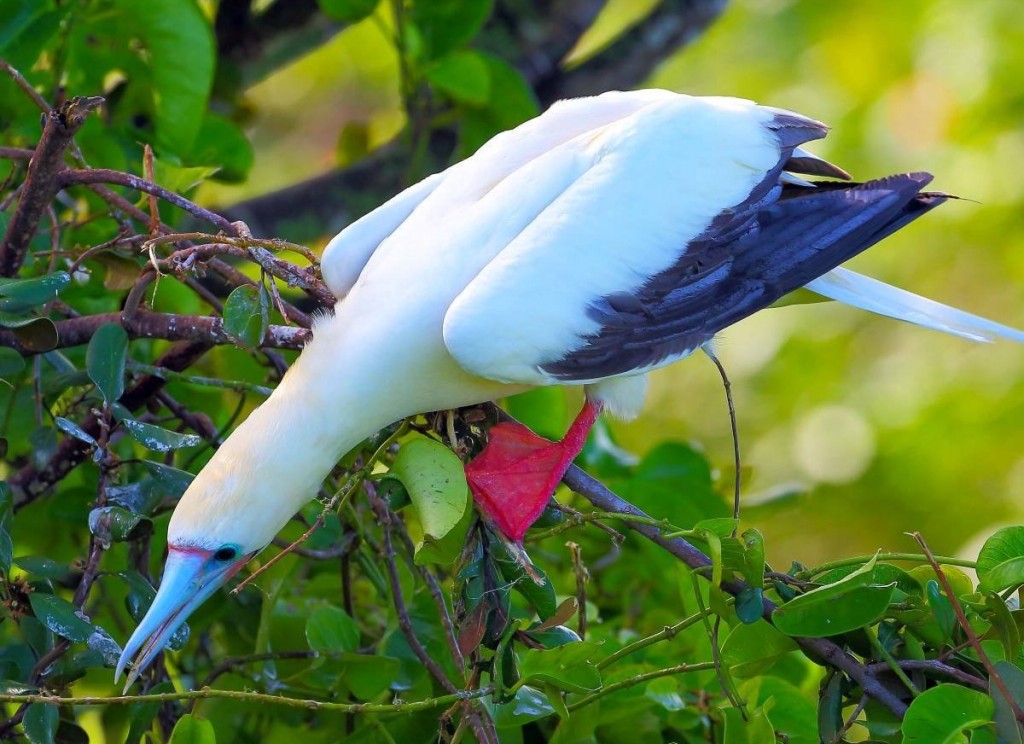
[
  {"xmin": 992, "ymin": 661, "xmax": 1024, "ymax": 744},
  {"xmin": 168, "ymin": 714, "xmax": 216, "ymax": 744},
  {"xmin": 773, "ymin": 555, "xmax": 895, "ymax": 637},
  {"xmin": 485, "ymin": 684, "xmax": 555, "ymax": 728},
  {"xmin": 28, "ymin": 593, "xmax": 94, "ymax": 643},
  {"xmin": 516, "ymin": 641, "xmax": 602, "ymax": 693},
  {"xmin": 88, "ymin": 506, "xmax": 152, "ymax": 544},
  {"xmin": 318, "ymin": 0, "xmax": 378, "ymax": 22},
  {"xmin": 140, "ymin": 461, "xmax": 195, "ymax": 499},
  {"xmin": 0, "ymin": 316, "xmax": 57, "ymax": 352},
  {"xmin": 978, "ymin": 527, "xmax": 1024, "ymax": 593},
  {"xmin": 645, "ymin": 677, "xmax": 686, "ymax": 712},
  {"xmin": 410, "ymin": 0, "xmax": 493, "ymax": 59},
  {"xmin": 741, "ymin": 528, "xmax": 765, "ymax": 589},
  {"xmin": 0, "ymin": 346, "xmax": 26, "ymax": 378},
  {"xmin": 0, "ymin": 272, "xmax": 69, "ymax": 313},
  {"xmin": 723, "ymin": 705, "xmax": 775, "ymax": 744},
  {"xmin": 457, "ymin": 53, "xmax": 539, "ymax": 158},
  {"xmin": 722, "ymin": 620, "xmax": 798, "ymax": 678},
  {"xmin": 86, "ymin": 323, "xmax": 128, "ymax": 405},
  {"xmin": 222, "ymin": 285, "xmax": 268, "ymax": 349},
  {"xmin": 306, "ymin": 604, "xmax": 360, "ymax": 653},
  {"xmin": 926, "ymin": 580, "xmax": 956, "ymax": 642},
  {"xmin": 121, "ymin": 419, "xmax": 202, "ymax": 451},
  {"xmin": 54, "ymin": 417, "xmax": 96, "ymax": 446},
  {"xmin": 116, "ymin": 0, "xmax": 214, "ymax": 155},
  {"xmin": 901, "ymin": 684, "xmax": 994, "ymax": 743},
  {"xmin": 391, "ymin": 435, "xmax": 470, "ymax": 544},
  {"xmin": 23, "ymin": 703, "xmax": 58, "ymax": 744},
  {"xmin": 0, "ymin": 525, "xmax": 12, "ymax": 574},
  {"xmin": 426, "ymin": 49, "xmax": 491, "ymax": 105},
  {"xmin": 735, "ymin": 587, "xmax": 764, "ymax": 624},
  {"xmin": 340, "ymin": 653, "xmax": 401, "ymax": 700},
  {"xmin": 151, "ymin": 157, "xmax": 219, "ymax": 194}
]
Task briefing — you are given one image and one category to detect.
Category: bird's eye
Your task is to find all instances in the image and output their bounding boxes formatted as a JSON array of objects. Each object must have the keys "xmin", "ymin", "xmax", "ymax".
[{"xmin": 213, "ymin": 545, "xmax": 239, "ymax": 562}]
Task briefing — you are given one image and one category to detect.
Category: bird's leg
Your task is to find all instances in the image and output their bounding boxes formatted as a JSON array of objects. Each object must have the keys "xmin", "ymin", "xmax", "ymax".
[{"xmin": 466, "ymin": 399, "xmax": 602, "ymax": 542}]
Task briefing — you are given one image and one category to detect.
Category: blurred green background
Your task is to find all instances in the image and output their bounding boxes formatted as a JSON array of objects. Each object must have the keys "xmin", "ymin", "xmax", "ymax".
[{"xmin": 201, "ymin": 0, "xmax": 1024, "ymax": 568}]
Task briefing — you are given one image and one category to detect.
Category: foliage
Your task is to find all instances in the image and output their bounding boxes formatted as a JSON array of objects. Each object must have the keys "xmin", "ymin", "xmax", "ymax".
[{"xmin": 0, "ymin": 1, "xmax": 1023, "ymax": 743}]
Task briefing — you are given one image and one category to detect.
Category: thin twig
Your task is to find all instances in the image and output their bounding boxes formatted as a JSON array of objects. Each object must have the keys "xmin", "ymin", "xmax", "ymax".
[{"xmin": 911, "ymin": 531, "xmax": 1024, "ymax": 722}]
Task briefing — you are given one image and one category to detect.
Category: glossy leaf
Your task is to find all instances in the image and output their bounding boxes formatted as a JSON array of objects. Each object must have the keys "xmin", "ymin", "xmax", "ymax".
[
  {"xmin": 977, "ymin": 527, "xmax": 1024, "ymax": 593},
  {"xmin": 306, "ymin": 604, "xmax": 360, "ymax": 653},
  {"xmin": 773, "ymin": 556, "xmax": 895, "ymax": 637},
  {"xmin": 1, "ymin": 316, "xmax": 57, "ymax": 352},
  {"xmin": 901, "ymin": 684, "xmax": 994, "ymax": 743},
  {"xmin": 54, "ymin": 417, "xmax": 96, "ymax": 446},
  {"xmin": 168, "ymin": 714, "xmax": 217, "ymax": 744},
  {"xmin": 23, "ymin": 703, "xmax": 58, "ymax": 744},
  {"xmin": 926, "ymin": 580, "xmax": 956, "ymax": 642},
  {"xmin": 222, "ymin": 284, "xmax": 268, "ymax": 349},
  {"xmin": 121, "ymin": 418, "xmax": 202, "ymax": 451},
  {"xmin": 0, "ymin": 272, "xmax": 69, "ymax": 313},
  {"xmin": 88, "ymin": 506, "xmax": 152, "ymax": 544},
  {"xmin": 391, "ymin": 435, "xmax": 470, "ymax": 544},
  {"xmin": 28, "ymin": 593, "xmax": 94, "ymax": 643},
  {"xmin": 485, "ymin": 684, "xmax": 555, "ymax": 728},
  {"xmin": 86, "ymin": 322, "xmax": 128, "ymax": 405},
  {"xmin": 340, "ymin": 653, "xmax": 401, "ymax": 700}
]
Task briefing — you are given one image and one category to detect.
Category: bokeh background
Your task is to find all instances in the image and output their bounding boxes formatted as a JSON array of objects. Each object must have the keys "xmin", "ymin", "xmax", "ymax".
[{"xmin": 200, "ymin": 0, "xmax": 1024, "ymax": 567}]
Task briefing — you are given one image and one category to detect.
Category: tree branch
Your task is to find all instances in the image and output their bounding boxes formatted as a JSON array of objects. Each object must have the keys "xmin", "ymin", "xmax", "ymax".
[
  {"xmin": 561, "ymin": 464, "xmax": 910, "ymax": 718},
  {"xmin": 0, "ymin": 96, "xmax": 103, "ymax": 276},
  {"xmin": 0, "ymin": 311, "xmax": 309, "ymax": 356}
]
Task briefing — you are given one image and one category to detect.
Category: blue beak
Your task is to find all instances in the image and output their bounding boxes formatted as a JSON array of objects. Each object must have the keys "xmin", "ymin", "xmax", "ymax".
[{"xmin": 115, "ymin": 547, "xmax": 246, "ymax": 691}]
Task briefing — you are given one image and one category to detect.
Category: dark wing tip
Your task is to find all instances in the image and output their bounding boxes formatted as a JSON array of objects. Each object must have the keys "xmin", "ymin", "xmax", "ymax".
[{"xmin": 765, "ymin": 110, "xmax": 830, "ymax": 148}]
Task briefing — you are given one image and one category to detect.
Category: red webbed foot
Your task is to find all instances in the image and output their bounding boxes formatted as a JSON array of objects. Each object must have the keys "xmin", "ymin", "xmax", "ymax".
[{"xmin": 466, "ymin": 400, "xmax": 601, "ymax": 542}]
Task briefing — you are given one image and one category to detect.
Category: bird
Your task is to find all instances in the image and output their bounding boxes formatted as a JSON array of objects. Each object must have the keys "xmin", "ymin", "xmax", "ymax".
[{"xmin": 114, "ymin": 89, "xmax": 1024, "ymax": 688}]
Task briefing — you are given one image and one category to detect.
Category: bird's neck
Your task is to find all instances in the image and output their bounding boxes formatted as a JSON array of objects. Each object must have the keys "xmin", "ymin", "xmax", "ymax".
[{"xmin": 173, "ymin": 308, "xmax": 517, "ymax": 549}]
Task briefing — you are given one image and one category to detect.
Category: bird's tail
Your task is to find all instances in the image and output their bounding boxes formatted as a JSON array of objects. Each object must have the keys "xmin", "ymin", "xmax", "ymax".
[{"xmin": 804, "ymin": 267, "xmax": 1024, "ymax": 343}]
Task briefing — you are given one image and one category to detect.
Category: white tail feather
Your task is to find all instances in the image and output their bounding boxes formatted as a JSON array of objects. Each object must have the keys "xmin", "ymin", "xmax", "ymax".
[{"xmin": 805, "ymin": 267, "xmax": 1024, "ymax": 344}]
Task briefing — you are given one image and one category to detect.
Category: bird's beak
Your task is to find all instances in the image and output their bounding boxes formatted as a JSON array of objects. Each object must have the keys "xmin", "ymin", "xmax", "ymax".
[{"xmin": 115, "ymin": 547, "xmax": 248, "ymax": 691}]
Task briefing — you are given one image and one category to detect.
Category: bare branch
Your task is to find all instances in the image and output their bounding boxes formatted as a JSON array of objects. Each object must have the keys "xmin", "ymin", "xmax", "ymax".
[{"xmin": 0, "ymin": 96, "xmax": 103, "ymax": 276}]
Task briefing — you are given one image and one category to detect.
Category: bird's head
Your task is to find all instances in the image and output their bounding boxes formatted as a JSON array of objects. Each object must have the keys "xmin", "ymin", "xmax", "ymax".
[{"xmin": 114, "ymin": 457, "xmax": 276, "ymax": 690}]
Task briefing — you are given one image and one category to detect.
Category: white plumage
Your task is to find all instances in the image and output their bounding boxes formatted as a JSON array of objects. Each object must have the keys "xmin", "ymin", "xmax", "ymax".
[{"xmin": 116, "ymin": 89, "xmax": 1023, "ymax": 688}]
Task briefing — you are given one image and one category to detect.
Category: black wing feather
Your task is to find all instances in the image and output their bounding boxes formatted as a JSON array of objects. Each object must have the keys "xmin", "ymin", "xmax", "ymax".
[{"xmin": 541, "ymin": 173, "xmax": 947, "ymax": 380}]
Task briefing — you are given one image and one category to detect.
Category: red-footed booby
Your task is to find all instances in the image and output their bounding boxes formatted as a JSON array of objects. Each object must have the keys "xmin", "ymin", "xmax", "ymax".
[{"xmin": 115, "ymin": 89, "xmax": 1024, "ymax": 688}]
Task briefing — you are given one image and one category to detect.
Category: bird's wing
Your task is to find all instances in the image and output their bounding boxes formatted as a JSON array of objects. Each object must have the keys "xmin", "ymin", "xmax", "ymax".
[
  {"xmin": 321, "ymin": 90, "xmax": 679, "ymax": 300},
  {"xmin": 443, "ymin": 95, "xmax": 911, "ymax": 385},
  {"xmin": 321, "ymin": 172, "xmax": 446, "ymax": 299},
  {"xmin": 806, "ymin": 267, "xmax": 1024, "ymax": 343}
]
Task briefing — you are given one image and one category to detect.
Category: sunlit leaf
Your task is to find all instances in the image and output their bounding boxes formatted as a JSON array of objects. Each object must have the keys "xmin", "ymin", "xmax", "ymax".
[
  {"xmin": 901, "ymin": 684, "xmax": 994, "ymax": 743},
  {"xmin": 391, "ymin": 435, "xmax": 470, "ymax": 545},
  {"xmin": 222, "ymin": 284, "xmax": 268, "ymax": 349},
  {"xmin": 86, "ymin": 322, "xmax": 128, "ymax": 405},
  {"xmin": 978, "ymin": 527, "xmax": 1024, "ymax": 593},
  {"xmin": 116, "ymin": 0, "xmax": 214, "ymax": 155},
  {"xmin": 773, "ymin": 555, "xmax": 895, "ymax": 637}
]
